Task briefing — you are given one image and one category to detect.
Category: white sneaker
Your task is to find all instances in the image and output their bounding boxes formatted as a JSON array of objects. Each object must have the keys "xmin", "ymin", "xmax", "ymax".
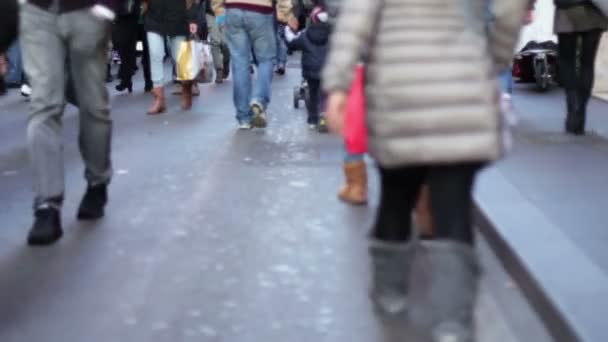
[
  {"xmin": 238, "ymin": 122, "xmax": 252, "ymax": 130},
  {"xmin": 21, "ymin": 84, "xmax": 32, "ymax": 97}
]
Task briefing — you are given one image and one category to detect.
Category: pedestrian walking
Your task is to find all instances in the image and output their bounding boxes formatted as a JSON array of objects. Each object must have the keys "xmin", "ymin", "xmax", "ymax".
[
  {"xmin": 19, "ymin": 0, "xmax": 121, "ymax": 245},
  {"xmin": 205, "ymin": 0, "xmax": 231, "ymax": 83},
  {"xmin": 113, "ymin": 0, "xmax": 144, "ymax": 93},
  {"xmin": 323, "ymin": 0, "xmax": 529, "ymax": 340},
  {"xmin": 211, "ymin": 0, "xmax": 295, "ymax": 130},
  {"xmin": 144, "ymin": 0, "xmax": 199, "ymax": 114},
  {"xmin": 285, "ymin": 5, "xmax": 330, "ymax": 131},
  {"xmin": 555, "ymin": 0, "xmax": 608, "ymax": 135}
]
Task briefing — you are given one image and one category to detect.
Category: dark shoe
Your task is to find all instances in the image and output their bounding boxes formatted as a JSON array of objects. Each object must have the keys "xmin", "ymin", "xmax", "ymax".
[
  {"xmin": 275, "ymin": 65, "xmax": 286, "ymax": 76},
  {"xmin": 369, "ymin": 240, "xmax": 412, "ymax": 316},
  {"xmin": 144, "ymin": 81, "xmax": 154, "ymax": 93},
  {"xmin": 115, "ymin": 80, "xmax": 133, "ymax": 93},
  {"xmin": 408, "ymin": 241, "xmax": 480, "ymax": 342},
  {"xmin": 251, "ymin": 103, "xmax": 268, "ymax": 128},
  {"xmin": 77, "ymin": 184, "xmax": 108, "ymax": 220},
  {"xmin": 106, "ymin": 65, "xmax": 113, "ymax": 83},
  {"xmin": 28, "ymin": 207, "xmax": 63, "ymax": 246},
  {"xmin": 317, "ymin": 116, "xmax": 329, "ymax": 133}
]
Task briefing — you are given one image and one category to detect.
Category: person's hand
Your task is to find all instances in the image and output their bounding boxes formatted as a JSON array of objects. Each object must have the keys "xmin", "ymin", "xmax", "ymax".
[
  {"xmin": 0, "ymin": 55, "xmax": 8, "ymax": 76},
  {"xmin": 190, "ymin": 23, "xmax": 198, "ymax": 35},
  {"xmin": 326, "ymin": 91, "xmax": 348, "ymax": 135},
  {"xmin": 216, "ymin": 14, "xmax": 226, "ymax": 27},
  {"xmin": 288, "ymin": 16, "xmax": 299, "ymax": 32}
]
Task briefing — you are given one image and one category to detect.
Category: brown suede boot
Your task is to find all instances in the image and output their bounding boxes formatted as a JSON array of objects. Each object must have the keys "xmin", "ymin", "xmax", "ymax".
[
  {"xmin": 415, "ymin": 185, "xmax": 434, "ymax": 239},
  {"xmin": 181, "ymin": 81, "xmax": 193, "ymax": 110},
  {"xmin": 338, "ymin": 160, "xmax": 368, "ymax": 205},
  {"xmin": 147, "ymin": 87, "xmax": 166, "ymax": 115}
]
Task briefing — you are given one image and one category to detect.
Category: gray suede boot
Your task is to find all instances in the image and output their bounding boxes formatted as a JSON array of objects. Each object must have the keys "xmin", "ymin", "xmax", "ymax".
[
  {"xmin": 407, "ymin": 241, "xmax": 480, "ymax": 342},
  {"xmin": 369, "ymin": 239, "xmax": 413, "ymax": 316}
]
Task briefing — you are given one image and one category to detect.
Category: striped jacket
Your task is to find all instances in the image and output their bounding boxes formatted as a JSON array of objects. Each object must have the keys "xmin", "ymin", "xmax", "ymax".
[
  {"xmin": 323, "ymin": 0, "xmax": 529, "ymax": 167},
  {"xmin": 211, "ymin": 0, "xmax": 294, "ymax": 22}
]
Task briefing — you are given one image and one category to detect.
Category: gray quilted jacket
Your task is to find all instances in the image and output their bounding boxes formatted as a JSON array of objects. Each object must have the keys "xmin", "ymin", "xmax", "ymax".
[{"xmin": 323, "ymin": 0, "xmax": 529, "ymax": 168}]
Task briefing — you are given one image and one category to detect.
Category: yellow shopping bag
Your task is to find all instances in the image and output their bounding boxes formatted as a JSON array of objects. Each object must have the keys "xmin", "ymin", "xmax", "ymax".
[{"xmin": 176, "ymin": 39, "xmax": 203, "ymax": 81}]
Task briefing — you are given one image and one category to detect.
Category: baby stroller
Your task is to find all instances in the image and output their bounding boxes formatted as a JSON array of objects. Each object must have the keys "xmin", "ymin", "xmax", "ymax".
[{"xmin": 293, "ymin": 79, "xmax": 309, "ymax": 109}]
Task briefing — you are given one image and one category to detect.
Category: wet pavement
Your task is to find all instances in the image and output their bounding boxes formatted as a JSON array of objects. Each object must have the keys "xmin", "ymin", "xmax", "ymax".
[{"xmin": 0, "ymin": 62, "xmax": 550, "ymax": 341}]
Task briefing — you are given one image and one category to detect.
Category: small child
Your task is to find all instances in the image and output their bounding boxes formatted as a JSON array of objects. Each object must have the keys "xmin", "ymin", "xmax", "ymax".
[{"xmin": 285, "ymin": 5, "xmax": 330, "ymax": 132}]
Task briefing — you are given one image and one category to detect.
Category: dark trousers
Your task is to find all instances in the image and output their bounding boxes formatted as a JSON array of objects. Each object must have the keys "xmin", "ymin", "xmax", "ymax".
[
  {"xmin": 138, "ymin": 24, "xmax": 152, "ymax": 85},
  {"xmin": 558, "ymin": 30, "xmax": 603, "ymax": 115},
  {"xmin": 305, "ymin": 78, "xmax": 324, "ymax": 124},
  {"xmin": 113, "ymin": 15, "xmax": 138, "ymax": 83},
  {"xmin": 372, "ymin": 163, "xmax": 482, "ymax": 245}
]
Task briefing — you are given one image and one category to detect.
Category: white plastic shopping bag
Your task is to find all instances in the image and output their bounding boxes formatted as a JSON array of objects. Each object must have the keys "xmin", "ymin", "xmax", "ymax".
[{"xmin": 196, "ymin": 43, "xmax": 214, "ymax": 84}]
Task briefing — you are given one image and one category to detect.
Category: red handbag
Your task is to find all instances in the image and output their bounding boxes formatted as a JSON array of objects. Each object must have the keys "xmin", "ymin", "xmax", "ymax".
[{"xmin": 344, "ymin": 65, "xmax": 368, "ymax": 154}]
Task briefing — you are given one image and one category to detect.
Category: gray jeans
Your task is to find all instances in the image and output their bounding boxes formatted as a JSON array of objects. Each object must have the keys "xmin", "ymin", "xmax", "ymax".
[{"xmin": 20, "ymin": 4, "xmax": 113, "ymax": 208}]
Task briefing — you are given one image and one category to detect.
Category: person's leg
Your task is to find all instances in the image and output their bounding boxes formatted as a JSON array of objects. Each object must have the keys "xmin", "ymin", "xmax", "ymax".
[
  {"xmin": 207, "ymin": 14, "xmax": 224, "ymax": 76},
  {"xmin": 146, "ymin": 31, "xmax": 167, "ymax": 114},
  {"xmin": 247, "ymin": 11, "xmax": 276, "ymax": 127},
  {"xmin": 578, "ymin": 29, "xmax": 602, "ymax": 116},
  {"xmin": 225, "ymin": 9, "xmax": 253, "ymax": 125},
  {"xmin": 63, "ymin": 9, "xmax": 113, "ymax": 219},
  {"xmin": 20, "ymin": 3, "xmax": 66, "ymax": 244},
  {"xmin": 499, "ymin": 69, "xmax": 513, "ymax": 95},
  {"xmin": 558, "ymin": 33, "xmax": 581, "ymax": 133},
  {"xmin": 305, "ymin": 78, "xmax": 320, "ymax": 125},
  {"xmin": 427, "ymin": 163, "xmax": 480, "ymax": 245},
  {"xmin": 369, "ymin": 165, "xmax": 425, "ymax": 315},
  {"xmin": 408, "ymin": 163, "xmax": 482, "ymax": 341},
  {"xmin": 372, "ymin": 166, "xmax": 425, "ymax": 242},
  {"xmin": 139, "ymin": 24, "xmax": 153, "ymax": 91},
  {"xmin": 338, "ymin": 147, "xmax": 367, "ymax": 205},
  {"xmin": 249, "ymin": 13, "xmax": 276, "ymax": 109},
  {"xmin": 114, "ymin": 17, "xmax": 136, "ymax": 91},
  {"xmin": 168, "ymin": 35, "xmax": 193, "ymax": 110},
  {"xmin": 275, "ymin": 22, "xmax": 287, "ymax": 74}
]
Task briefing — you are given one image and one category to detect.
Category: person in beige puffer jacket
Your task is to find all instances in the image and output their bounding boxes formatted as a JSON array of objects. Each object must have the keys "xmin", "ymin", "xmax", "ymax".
[{"xmin": 323, "ymin": 0, "xmax": 528, "ymax": 340}]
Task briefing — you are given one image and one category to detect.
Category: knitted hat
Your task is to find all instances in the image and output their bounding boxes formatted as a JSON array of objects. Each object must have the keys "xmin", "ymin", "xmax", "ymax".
[{"xmin": 311, "ymin": 6, "xmax": 329, "ymax": 23}]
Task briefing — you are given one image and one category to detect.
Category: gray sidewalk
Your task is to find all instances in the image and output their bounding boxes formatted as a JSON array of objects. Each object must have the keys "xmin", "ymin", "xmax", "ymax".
[{"xmin": 0, "ymin": 63, "xmax": 549, "ymax": 341}]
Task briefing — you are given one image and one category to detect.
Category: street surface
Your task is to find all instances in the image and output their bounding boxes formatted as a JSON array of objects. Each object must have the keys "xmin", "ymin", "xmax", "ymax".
[{"xmin": 0, "ymin": 61, "xmax": 551, "ymax": 341}]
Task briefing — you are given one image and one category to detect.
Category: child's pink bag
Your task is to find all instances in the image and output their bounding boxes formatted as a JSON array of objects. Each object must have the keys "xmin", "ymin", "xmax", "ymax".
[{"xmin": 344, "ymin": 65, "xmax": 368, "ymax": 154}]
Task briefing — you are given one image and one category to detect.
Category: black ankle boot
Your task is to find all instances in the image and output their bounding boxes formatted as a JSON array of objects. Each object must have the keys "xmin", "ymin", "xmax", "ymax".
[
  {"xmin": 77, "ymin": 184, "xmax": 108, "ymax": 220},
  {"xmin": 115, "ymin": 80, "xmax": 133, "ymax": 93},
  {"xmin": 28, "ymin": 207, "xmax": 63, "ymax": 246},
  {"xmin": 565, "ymin": 90, "xmax": 585, "ymax": 135},
  {"xmin": 144, "ymin": 80, "xmax": 153, "ymax": 93}
]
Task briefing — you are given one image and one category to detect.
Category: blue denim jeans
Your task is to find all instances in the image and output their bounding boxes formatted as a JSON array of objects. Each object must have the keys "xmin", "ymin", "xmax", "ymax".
[
  {"xmin": 147, "ymin": 32, "xmax": 185, "ymax": 88},
  {"xmin": 275, "ymin": 23, "xmax": 288, "ymax": 67},
  {"xmin": 225, "ymin": 9, "xmax": 276, "ymax": 123},
  {"xmin": 6, "ymin": 40, "xmax": 23, "ymax": 85},
  {"xmin": 344, "ymin": 146, "xmax": 364, "ymax": 163},
  {"xmin": 499, "ymin": 70, "xmax": 513, "ymax": 95}
]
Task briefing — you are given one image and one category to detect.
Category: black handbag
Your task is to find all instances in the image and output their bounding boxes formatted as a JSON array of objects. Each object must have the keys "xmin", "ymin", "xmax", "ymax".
[{"xmin": 554, "ymin": 0, "xmax": 592, "ymax": 9}]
